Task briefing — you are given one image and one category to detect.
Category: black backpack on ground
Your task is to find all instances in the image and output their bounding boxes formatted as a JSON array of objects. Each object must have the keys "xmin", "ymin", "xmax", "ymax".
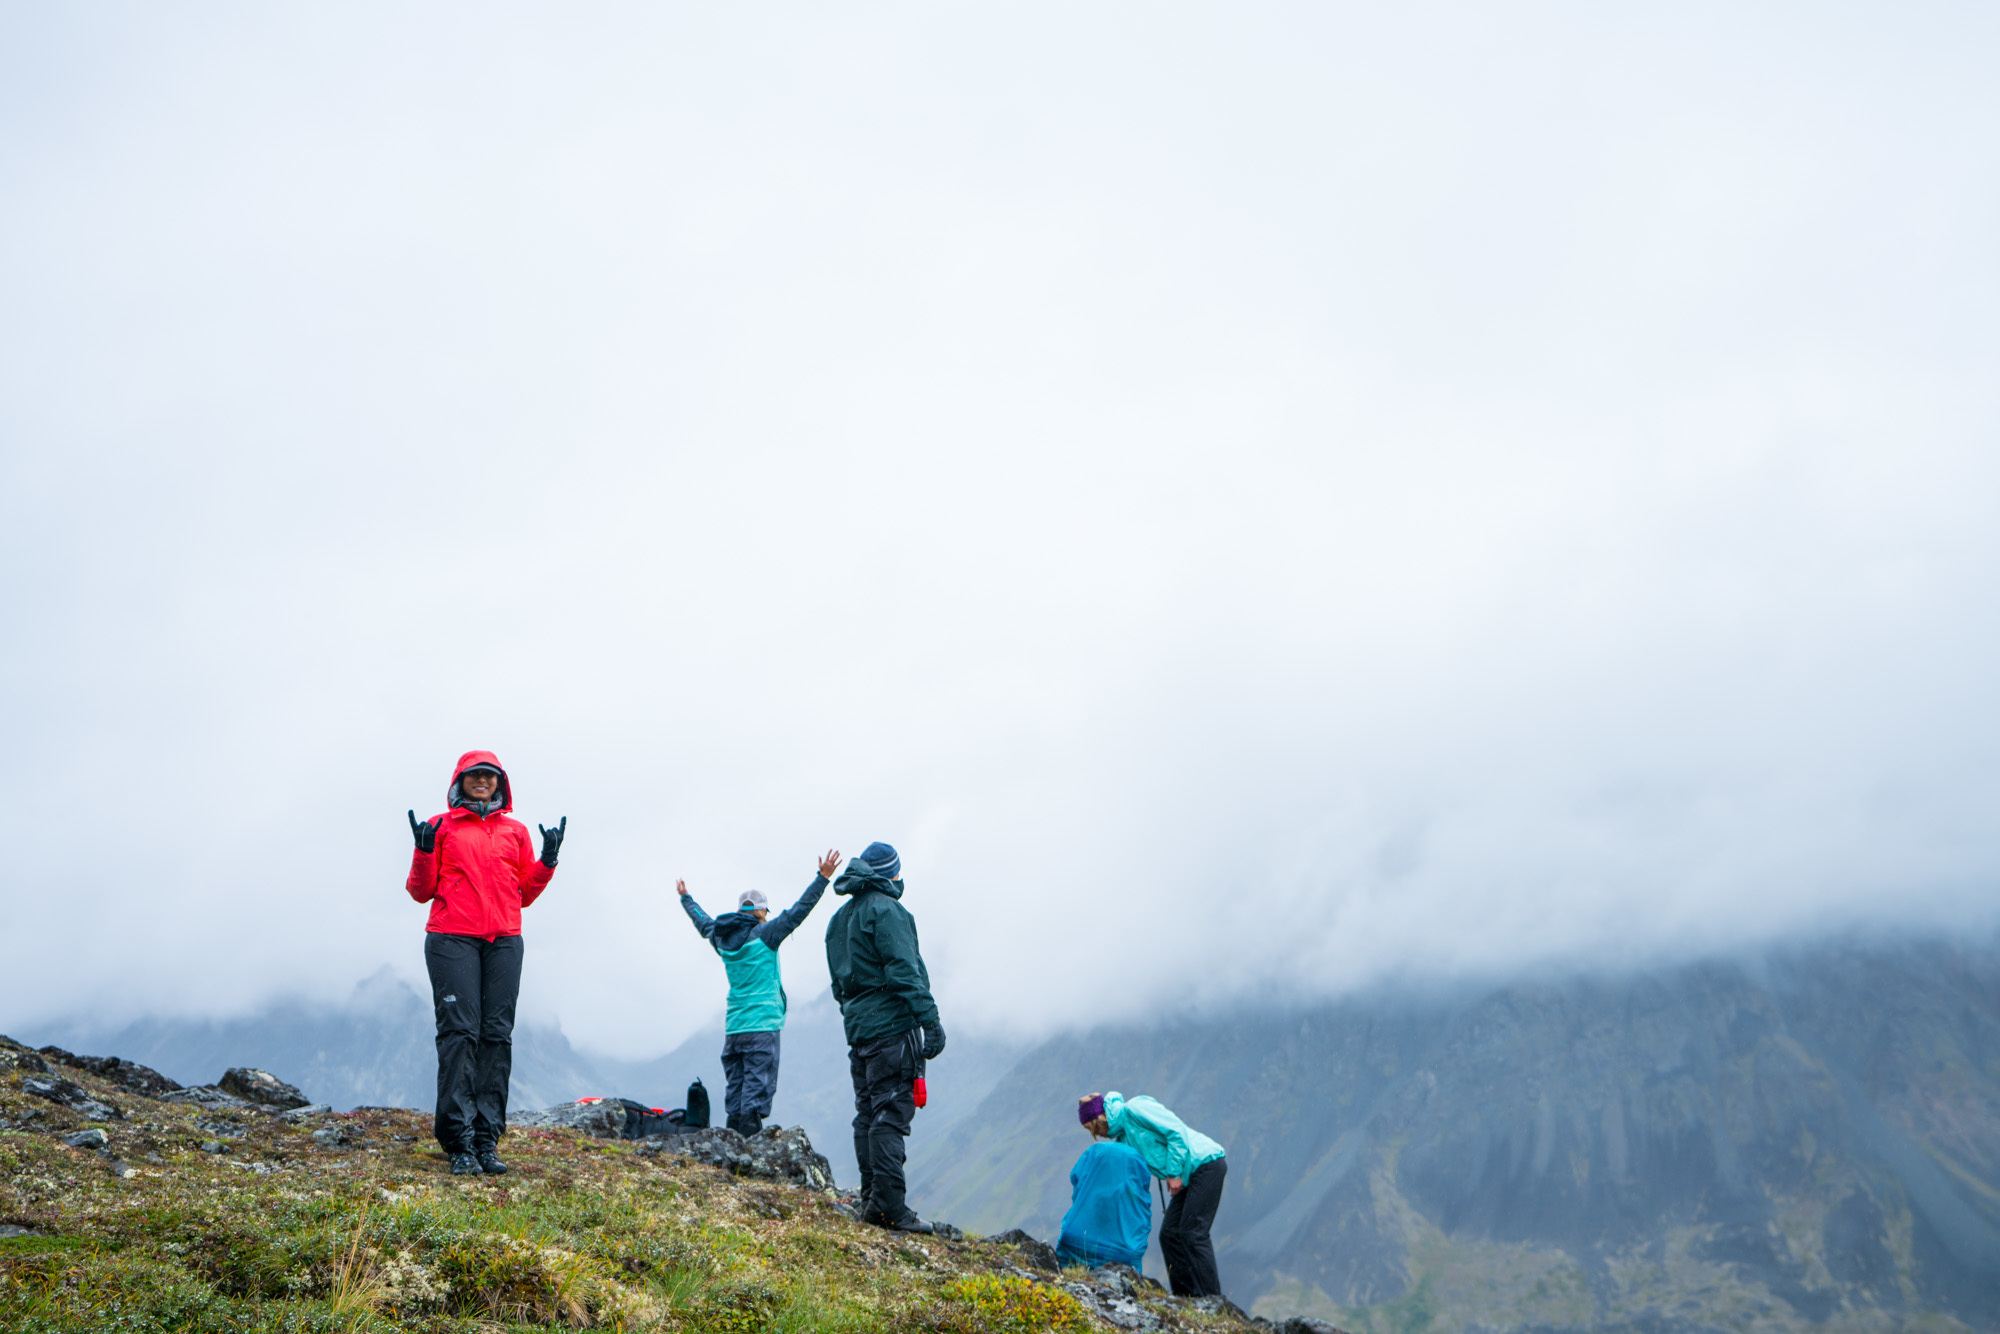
[
  {"xmin": 683, "ymin": 1077, "xmax": 710, "ymax": 1129},
  {"xmin": 615, "ymin": 1099, "xmax": 680, "ymax": 1139}
]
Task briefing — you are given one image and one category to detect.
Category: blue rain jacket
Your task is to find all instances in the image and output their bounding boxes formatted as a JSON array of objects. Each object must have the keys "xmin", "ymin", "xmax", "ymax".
[{"xmin": 1057, "ymin": 1140, "xmax": 1153, "ymax": 1269}]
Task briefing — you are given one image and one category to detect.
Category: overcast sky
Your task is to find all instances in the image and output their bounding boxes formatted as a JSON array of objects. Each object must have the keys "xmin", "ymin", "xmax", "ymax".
[{"xmin": 3, "ymin": 3, "xmax": 1997, "ymax": 1057}]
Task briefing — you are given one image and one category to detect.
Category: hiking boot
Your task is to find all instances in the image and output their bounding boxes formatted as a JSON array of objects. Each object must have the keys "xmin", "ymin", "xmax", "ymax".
[
  {"xmin": 864, "ymin": 1208, "xmax": 935, "ymax": 1235},
  {"xmin": 448, "ymin": 1152, "xmax": 482, "ymax": 1176},
  {"xmin": 476, "ymin": 1150, "xmax": 508, "ymax": 1175}
]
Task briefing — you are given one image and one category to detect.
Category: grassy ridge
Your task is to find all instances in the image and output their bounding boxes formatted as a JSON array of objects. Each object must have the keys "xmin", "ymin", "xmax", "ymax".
[{"xmin": 0, "ymin": 1055, "xmax": 1265, "ymax": 1334}]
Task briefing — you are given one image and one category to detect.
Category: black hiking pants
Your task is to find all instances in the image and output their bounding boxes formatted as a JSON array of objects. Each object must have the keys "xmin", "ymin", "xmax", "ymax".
[
  {"xmin": 848, "ymin": 1026, "xmax": 921, "ymax": 1219},
  {"xmin": 424, "ymin": 932, "xmax": 523, "ymax": 1154},
  {"xmin": 1160, "ymin": 1158, "xmax": 1226, "ymax": 1298}
]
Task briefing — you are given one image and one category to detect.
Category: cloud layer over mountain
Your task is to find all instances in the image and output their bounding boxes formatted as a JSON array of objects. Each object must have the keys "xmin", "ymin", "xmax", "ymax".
[{"xmin": 3, "ymin": 3, "xmax": 1997, "ymax": 1054}]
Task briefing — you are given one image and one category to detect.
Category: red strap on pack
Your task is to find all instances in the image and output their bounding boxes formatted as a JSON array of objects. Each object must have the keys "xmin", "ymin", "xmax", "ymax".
[{"xmin": 912, "ymin": 1076, "xmax": 928, "ymax": 1109}]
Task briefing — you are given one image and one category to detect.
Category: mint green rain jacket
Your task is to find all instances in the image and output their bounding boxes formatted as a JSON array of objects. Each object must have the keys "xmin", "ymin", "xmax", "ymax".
[
  {"xmin": 681, "ymin": 875, "xmax": 828, "ymax": 1034},
  {"xmin": 1103, "ymin": 1092, "xmax": 1226, "ymax": 1183}
]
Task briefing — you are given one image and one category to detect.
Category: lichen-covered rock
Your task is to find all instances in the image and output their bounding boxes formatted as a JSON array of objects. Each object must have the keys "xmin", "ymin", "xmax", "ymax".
[
  {"xmin": 37, "ymin": 1047, "xmax": 182, "ymax": 1097},
  {"xmin": 512, "ymin": 1099, "xmax": 630, "ymax": 1138},
  {"xmin": 985, "ymin": 1227, "xmax": 1062, "ymax": 1272},
  {"xmin": 21, "ymin": 1076, "xmax": 122, "ymax": 1121},
  {"xmin": 161, "ymin": 1087, "xmax": 255, "ymax": 1110},
  {"xmin": 218, "ymin": 1068, "xmax": 310, "ymax": 1109},
  {"xmin": 312, "ymin": 1125, "xmax": 354, "ymax": 1148},
  {"xmin": 638, "ymin": 1125, "xmax": 835, "ymax": 1191},
  {"xmin": 64, "ymin": 1129, "xmax": 108, "ymax": 1150}
]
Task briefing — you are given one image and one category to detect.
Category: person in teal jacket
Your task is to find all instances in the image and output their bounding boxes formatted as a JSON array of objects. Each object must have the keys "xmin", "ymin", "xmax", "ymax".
[
  {"xmin": 1080, "ymin": 1091, "xmax": 1228, "ymax": 1297},
  {"xmin": 675, "ymin": 849, "xmax": 838, "ymax": 1135}
]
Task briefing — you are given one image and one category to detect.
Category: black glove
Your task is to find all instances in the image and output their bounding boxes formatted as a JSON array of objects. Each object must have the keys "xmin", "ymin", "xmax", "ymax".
[
  {"xmin": 538, "ymin": 816, "xmax": 567, "ymax": 868},
  {"xmin": 921, "ymin": 1019, "xmax": 946, "ymax": 1061},
  {"xmin": 407, "ymin": 810, "xmax": 440, "ymax": 854}
]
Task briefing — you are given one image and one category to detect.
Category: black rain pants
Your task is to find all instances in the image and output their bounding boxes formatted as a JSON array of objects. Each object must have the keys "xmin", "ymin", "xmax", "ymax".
[
  {"xmin": 424, "ymin": 931, "xmax": 523, "ymax": 1154},
  {"xmin": 721, "ymin": 1029, "xmax": 781, "ymax": 1135},
  {"xmin": 1160, "ymin": 1157, "xmax": 1227, "ymax": 1298},
  {"xmin": 848, "ymin": 1026, "xmax": 921, "ymax": 1219}
]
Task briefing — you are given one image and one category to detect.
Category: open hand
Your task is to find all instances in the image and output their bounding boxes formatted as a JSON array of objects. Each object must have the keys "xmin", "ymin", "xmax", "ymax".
[
  {"xmin": 676, "ymin": 879, "xmax": 690, "ymax": 898},
  {"xmin": 407, "ymin": 810, "xmax": 441, "ymax": 853},
  {"xmin": 538, "ymin": 816, "xmax": 567, "ymax": 868},
  {"xmin": 817, "ymin": 849, "xmax": 842, "ymax": 879}
]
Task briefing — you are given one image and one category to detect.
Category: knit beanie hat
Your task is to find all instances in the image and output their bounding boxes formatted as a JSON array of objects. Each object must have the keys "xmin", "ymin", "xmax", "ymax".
[
  {"xmin": 857, "ymin": 841, "xmax": 901, "ymax": 880},
  {"xmin": 1078, "ymin": 1094, "xmax": 1106, "ymax": 1126}
]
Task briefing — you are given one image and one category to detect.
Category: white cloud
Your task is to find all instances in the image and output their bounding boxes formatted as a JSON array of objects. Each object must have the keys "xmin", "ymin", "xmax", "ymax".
[{"xmin": 3, "ymin": 2, "xmax": 1997, "ymax": 1055}]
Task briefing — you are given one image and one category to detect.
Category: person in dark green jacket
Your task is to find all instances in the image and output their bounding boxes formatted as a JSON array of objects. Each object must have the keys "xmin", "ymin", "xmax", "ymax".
[
  {"xmin": 825, "ymin": 840, "xmax": 944, "ymax": 1233},
  {"xmin": 674, "ymin": 848, "xmax": 838, "ymax": 1135}
]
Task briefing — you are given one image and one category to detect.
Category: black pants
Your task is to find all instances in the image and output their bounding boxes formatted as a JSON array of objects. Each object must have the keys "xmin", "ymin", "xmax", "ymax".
[
  {"xmin": 848, "ymin": 1027, "xmax": 920, "ymax": 1219},
  {"xmin": 424, "ymin": 932, "xmax": 523, "ymax": 1154},
  {"xmin": 721, "ymin": 1030, "xmax": 781, "ymax": 1135},
  {"xmin": 1160, "ymin": 1158, "xmax": 1226, "ymax": 1298}
]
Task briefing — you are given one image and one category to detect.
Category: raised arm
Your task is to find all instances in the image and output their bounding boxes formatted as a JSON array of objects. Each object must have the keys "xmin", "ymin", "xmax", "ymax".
[
  {"xmin": 516, "ymin": 824, "xmax": 555, "ymax": 907},
  {"xmin": 759, "ymin": 851, "xmax": 837, "ymax": 948},
  {"xmin": 405, "ymin": 810, "xmax": 443, "ymax": 902},
  {"xmin": 676, "ymin": 880, "xmax": 718, "ymax": 941}
]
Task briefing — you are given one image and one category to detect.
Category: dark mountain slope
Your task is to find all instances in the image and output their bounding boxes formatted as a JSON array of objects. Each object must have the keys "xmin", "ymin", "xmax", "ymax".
[{"xmin": 911, "ymin": 935, "xmax": 2000, "ymax": 1331}]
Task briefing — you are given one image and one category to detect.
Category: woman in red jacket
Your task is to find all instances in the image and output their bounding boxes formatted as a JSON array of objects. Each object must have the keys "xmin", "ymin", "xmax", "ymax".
[{"xmin": 406, "ymin": 750, "xmax": 565, "ymax": 1176}]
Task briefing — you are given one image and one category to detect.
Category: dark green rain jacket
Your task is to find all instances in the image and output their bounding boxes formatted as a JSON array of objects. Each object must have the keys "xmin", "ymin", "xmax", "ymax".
[{"xmin": 824, "ymin": 868, "xmax": 939, "ymax": 1044}]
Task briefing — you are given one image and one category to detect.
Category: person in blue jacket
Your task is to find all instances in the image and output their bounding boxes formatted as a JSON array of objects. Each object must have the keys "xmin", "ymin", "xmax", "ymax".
[
  {"xmin": 1080, "ymin": 1090, "xmax": 1228, "ymax": 1297},
  {"xmin": 1059, "ymin": 1098, "xmax": 1153, "ymax": 1271},
  {"xmin": 675, "ymin": 848, "xmax": 839, "ymax": 1135}
]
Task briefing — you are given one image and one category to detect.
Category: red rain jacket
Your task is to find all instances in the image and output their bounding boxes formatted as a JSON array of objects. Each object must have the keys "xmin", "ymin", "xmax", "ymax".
[{"xmin": 406, "ymin": 750, "xmax": 554, "ymax": 940}]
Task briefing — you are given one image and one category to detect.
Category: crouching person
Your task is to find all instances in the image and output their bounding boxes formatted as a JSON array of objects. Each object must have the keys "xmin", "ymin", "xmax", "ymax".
[
  {"xmin": 675, "ymin": 849, "xmax": 839, "ymax": 1135},
  {"xmin": 1080, "ymin": 1091, "xmax": 1227, "ymax": 1297},
  {"xmin": 1058, "ymin": 1098, "xmax": 1153, "ymax": 1270},
  {"xmin": 826, "ymin": 841, "xmax": 945, "ymax": 1233}
]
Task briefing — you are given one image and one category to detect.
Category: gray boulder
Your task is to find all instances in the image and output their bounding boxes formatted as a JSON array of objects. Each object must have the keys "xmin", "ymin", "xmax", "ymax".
[
  {"xmin": 63, "ymin": 1129, "xmax": 108, "ymax": 1150},
  {"xmin": 21, "ymin": 1076, "xmax": 122, "ymax": 1121},
  {"xmin": 218, "ymin": 1068, "xmax": 310, "ymax": 1109},
  {"xmin": 638, "ymin": 1125, "xmax": 835, "ymax": 1191},
  {"xmin": 37, "ymin": 1047, "xmax": 181, "ymax": 1097},
  {"xmin": 986, "ymin": 1227, "xmax": 1061, "ymax": 1272},
  {"xmin": 511, "ymin": 1099, "xmax": 630, "ymax": 1138}
]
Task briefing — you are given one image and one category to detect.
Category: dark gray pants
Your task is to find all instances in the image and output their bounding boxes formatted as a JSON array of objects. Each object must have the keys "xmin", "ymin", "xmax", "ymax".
[
  {"xmin": 721, "ymin": 1029, "xmax": 781, "ymax": 1134},
  {"xmin": 1160, "ymin": 1158, "xmax": 1227, "ymax": 1298},
  {"xmin": 849, "ymin": 1027, "xmax": 921, "ymax": 1219},
  {"xmin": 424, "ymin": 932, "xmax": 522, "ymax": 1154}
]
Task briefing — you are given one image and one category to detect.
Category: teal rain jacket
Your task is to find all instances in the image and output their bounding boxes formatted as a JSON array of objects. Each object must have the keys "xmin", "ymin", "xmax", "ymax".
[
  {"xmin": 1057, "ymin": 1140, "xmax": 1153, "ymax": 1269},
  {"xmin": 682, "ymin": 875, "xmax": 828, "ymax": 1034},
  {"xmin": 1103, "ymin": 1092, "xmax": 1226, "ymax": 1184}
]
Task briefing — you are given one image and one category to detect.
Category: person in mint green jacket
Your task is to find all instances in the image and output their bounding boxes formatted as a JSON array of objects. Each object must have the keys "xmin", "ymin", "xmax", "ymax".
[
  {"xmin": 675, "ymin": 849, "xmax": 838, "ymax": 1135},
  {"xmin": 1080, "ymin": 1091, "xmax": 1228, "ymax": 1297}
]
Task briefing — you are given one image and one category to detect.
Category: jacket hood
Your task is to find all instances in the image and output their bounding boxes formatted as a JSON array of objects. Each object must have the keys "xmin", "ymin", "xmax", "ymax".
[
  {"xmin": 832, "ymin": 865, "xmax": 904, "ymax": 899},
  {"xmin": 710, "ymin": 910, "xmax": 764, "ymax": 951},
  {"xmin": 1103, "ymin": 1092, "xmax": 1128, "ymax": 1127},
  {"xmin": 448, "ymin": 749, "xmax": 514, "ymax": 814}
]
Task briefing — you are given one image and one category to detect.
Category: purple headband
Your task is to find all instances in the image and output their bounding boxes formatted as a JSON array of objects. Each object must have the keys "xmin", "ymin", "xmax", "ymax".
[{"xmin": 1078, "ymin": 1094, "xmax": 1106, "ymax": 1125}]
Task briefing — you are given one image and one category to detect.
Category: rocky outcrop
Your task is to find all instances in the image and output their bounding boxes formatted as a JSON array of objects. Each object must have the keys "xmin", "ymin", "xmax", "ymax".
[
  {"xmin": 21, "ymin": 1075, "xmax": 122, "ymax": 1122},
  {"xmin": 36, "ymin": 1046, "xmax": 181, "ymax": 1097},
  {"xmin": 511, "ymin": 1098, "xmax": 630, "ymax": 1138},
  {"xmin": 637, "ymin": 1125, "xmax": 836, "ymax": 1191},
  {"xmin": 218, "ymin": 1068, "xmax": 310, "ymax": 1109}
]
